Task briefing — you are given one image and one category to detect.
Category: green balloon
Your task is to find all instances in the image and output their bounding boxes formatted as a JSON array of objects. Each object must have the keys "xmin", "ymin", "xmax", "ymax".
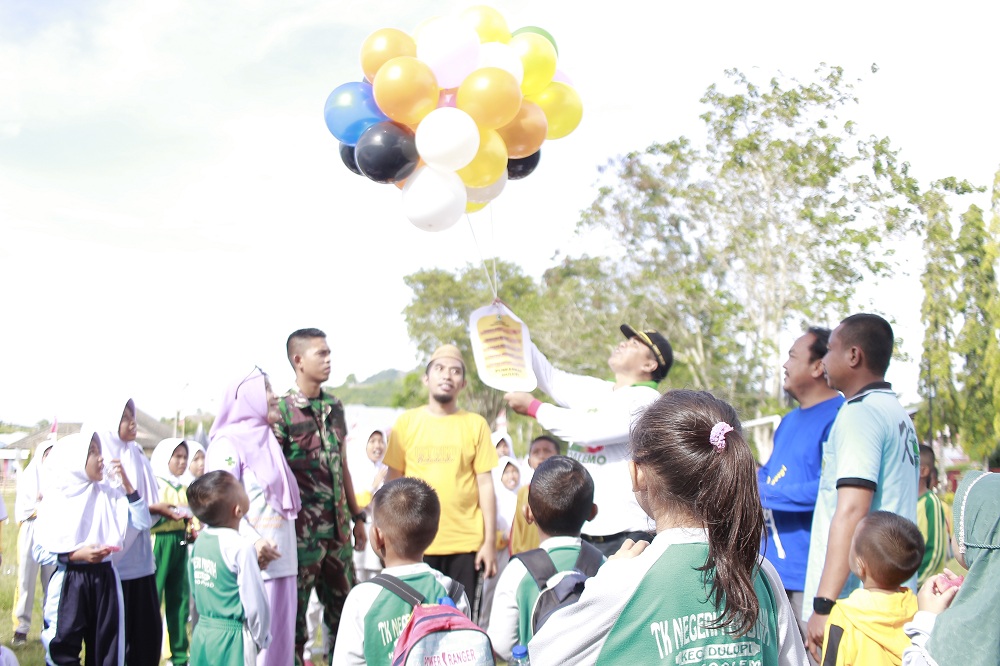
[{"xmin": 512, "ymin": 26, "xmax": 558, "ymax": 56}]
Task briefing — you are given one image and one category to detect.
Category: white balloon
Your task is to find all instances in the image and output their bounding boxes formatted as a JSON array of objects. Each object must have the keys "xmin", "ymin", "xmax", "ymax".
[
  {"xmin": 477, "ymin": 42, "xmax": 524, "ymax": 85},
  {"xmin": 467, "ymin": 170, "xmax": 508, "ymax": 204},
  {"xmin": 416, "ymin": 16, "xmax": 481, "ymax": 89},
  {"xmin": 416, "ymin": 107, "xmax": 480, "ymax": 171},
  {"xmin": 402, "ymin": 166, "xmax": 467, "ymax": 232}
]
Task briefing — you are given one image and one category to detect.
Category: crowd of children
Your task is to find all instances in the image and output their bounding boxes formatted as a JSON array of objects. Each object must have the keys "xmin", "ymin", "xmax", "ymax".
[{"xmin": 9, "ymin": 382, "xmax": 996, "ymax": 666}]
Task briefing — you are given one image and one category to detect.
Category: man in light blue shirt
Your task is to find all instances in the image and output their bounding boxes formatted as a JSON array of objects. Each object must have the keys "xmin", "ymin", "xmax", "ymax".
[{"xmin": 802, "ymin": 314, "xmax": 919, "ymax": 661}]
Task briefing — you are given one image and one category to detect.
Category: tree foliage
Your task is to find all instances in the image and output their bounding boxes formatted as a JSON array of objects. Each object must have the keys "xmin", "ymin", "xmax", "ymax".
[
  {"xmin": 579, "ymin": 65, "xmax": 920, "ymax": 414},
  {"xmin": 915, "ymin": 184, "xmax": 961, "ymax": 441}
]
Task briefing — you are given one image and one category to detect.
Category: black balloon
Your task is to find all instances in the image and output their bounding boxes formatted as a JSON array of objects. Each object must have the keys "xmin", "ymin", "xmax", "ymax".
[
  {"xmin": 339, "ymin": 142, "xmax": 363, "ymax": 176},
  {"xmin": 354, "ymin": 121, "xmax": 419, "ymax": 184},
  {"xmin": 507, "ymin": 150, "xmax": 541, "ymax": 180}
]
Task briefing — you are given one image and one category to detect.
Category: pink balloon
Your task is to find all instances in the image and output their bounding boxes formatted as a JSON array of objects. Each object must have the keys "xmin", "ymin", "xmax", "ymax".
[
  {"xmin": 552, "ymin": 69, "xmax": 574, "ymax": 86},
  {"xmin": 438, "ymin": 89, "xmax": 457, "ymax": 108}
]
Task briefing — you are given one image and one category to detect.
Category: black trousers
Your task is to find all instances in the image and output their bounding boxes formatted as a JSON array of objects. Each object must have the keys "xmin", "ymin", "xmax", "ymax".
[
  {"xmin": 424, "ymin": 552, "xmax": 481, "ymax": 622},
  {"xmin": 50, "ymin": 562, "xmax": 120, "ymax": 666},
  {"xmin": 120, "ymin": 574, "xmax": 162, "ymax": 666}
]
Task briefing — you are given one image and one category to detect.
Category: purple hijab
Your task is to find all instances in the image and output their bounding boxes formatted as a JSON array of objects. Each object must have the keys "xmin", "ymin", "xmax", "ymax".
[{"xmin": 209, "ymin": 369, "xmax": 301, "ymax": 519}]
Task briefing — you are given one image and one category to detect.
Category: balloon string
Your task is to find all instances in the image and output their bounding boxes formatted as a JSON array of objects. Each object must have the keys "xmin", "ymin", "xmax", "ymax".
[
  {"xmin": 490, "ymin": 201, "xmax": 499, "ymax": 300},
  {"xmin": 466, "ymin": 212, "xmax": 498, "ymax": 301}
]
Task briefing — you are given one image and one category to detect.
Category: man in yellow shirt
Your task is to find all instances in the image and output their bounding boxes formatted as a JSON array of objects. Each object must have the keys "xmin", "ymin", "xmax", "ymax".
[{"xmin": 384, "ymin": 344, "xmax": 498, "ymax": 623}]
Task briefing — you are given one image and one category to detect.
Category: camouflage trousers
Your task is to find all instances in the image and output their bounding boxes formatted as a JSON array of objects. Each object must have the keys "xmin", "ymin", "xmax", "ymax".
[{"xmin": 294, "ymin": 527, "xmax": 355, "ymax": 666}]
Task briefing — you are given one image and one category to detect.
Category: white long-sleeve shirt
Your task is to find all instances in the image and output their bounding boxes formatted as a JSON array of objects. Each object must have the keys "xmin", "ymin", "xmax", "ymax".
[{"xmin": 530, "ymin": 343, "xmax": 658, "ymax": 535}]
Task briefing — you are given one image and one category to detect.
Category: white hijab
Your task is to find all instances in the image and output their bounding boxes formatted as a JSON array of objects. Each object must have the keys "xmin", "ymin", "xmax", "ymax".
[
  {"xmin": 151, "ymin": 438, "xmax": 188, "ymax": 488},
  {"xmin": 81, "ymin": 397, "xmax": 160, "ymax": 506},
  {"xmin": 14, "ymin": 438, "xmax": 56, "ymax": 523},
  {"xmin": 34, "ymin": 431, "xmax": 130, "ymax": 554},
  {"xmin": 180, "ymin": 439, "xmax": 205, "ymax": 485},
  {"xmin": 493, "ymin": 456, "xmax": 522, "ymax": 535}
]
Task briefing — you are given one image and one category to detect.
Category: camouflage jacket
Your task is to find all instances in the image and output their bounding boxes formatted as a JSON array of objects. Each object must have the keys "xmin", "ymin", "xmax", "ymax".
[{"xmin": 273, "ymin": 387, "xmax": 350, "ymax": 542}]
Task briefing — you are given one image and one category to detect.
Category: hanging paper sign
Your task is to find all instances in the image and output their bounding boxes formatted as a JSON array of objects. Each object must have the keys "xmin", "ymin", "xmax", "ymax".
[{"xmin": 469, "ymin": 301, "xmax": 537, "ymax": 392}]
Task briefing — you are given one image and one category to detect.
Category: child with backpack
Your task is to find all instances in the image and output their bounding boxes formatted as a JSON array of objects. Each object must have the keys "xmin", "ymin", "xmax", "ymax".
[
  {"xmin": 332, "ymin": 477, "xmax": 482, "ymax": 665},
  {"xmin": 187, "ymin": 470, "xmax": 271, "ymax": 666},
  {"xmin": 487, "ymin": 455, "xmax": 603, "ymax": 661},
  {"xmin": 529, "ymin": 390, "xmax": 809, "ymax": 664}
]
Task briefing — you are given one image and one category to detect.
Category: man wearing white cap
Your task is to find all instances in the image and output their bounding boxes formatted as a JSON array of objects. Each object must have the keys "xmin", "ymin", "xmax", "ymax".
[
  {"xmin": 385, "ymin": 344, "xmax": 499, "ymax": 623},
  {"xmin": 505, "ymin": 324, "xmax": 673, "ymax": 557}
]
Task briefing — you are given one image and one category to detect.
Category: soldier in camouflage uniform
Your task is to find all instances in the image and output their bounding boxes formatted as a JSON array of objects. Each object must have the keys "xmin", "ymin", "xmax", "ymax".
[{"xmin": 274, "ymin": 328, "xmax": 367, "ymax": 666}]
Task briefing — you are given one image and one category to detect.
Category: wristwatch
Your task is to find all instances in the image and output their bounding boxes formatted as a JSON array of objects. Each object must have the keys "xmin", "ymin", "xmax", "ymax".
[
  {"xmin": 813, "ymin": 596, "xmax": 837, "ymax": 615},
  {"xmin": 351, "ymin": 510, "xmax": 367, "ymax": 523}
]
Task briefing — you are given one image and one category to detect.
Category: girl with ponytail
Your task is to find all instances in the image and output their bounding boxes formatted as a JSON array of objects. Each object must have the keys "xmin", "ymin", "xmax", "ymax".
[{"xmin": 529, "ymin": 389, "xmax": 808, "ymax": 664}]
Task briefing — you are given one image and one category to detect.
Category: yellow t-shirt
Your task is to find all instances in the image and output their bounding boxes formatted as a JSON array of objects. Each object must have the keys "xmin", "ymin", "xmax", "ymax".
[
  {"xmin": 510, "ymin": 484, "xmax": 541, "ymax": 554},
  {"xmin": 385, "ymin": 407, "xmax": 497, "ymax": 556}
]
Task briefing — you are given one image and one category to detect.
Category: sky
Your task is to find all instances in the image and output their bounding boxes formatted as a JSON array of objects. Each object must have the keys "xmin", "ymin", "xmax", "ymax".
[{"xmin": 2, "ymin": 0, "xmax": 998, "ymax": 427}]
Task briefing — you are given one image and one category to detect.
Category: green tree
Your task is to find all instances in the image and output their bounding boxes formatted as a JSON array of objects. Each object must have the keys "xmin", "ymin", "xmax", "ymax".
[
  {"xmin": 955, "ymin": 203, "xmax": 999, "ymax": 460},
  {"xmin": 915, "ymin": 185, "xmax": 961, "ymax": 442},
  {"xmin": 580, "ymin": 65, "xmax": 920, "ymax": 415},
  {"xmin": 398, "ymin": 260, "xmax": 541, "ymax": 423}
]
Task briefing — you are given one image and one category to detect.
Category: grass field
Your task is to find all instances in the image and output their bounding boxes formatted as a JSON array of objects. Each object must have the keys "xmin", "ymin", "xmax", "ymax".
[{"xmin": 1, "ymin": 489, "xmax": 47, "ymax": 666}]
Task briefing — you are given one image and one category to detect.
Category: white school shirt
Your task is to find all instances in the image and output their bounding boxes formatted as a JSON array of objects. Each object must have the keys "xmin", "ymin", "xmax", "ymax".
[
  {"xmin": 529, "ymin": 528, "xmax": 808, "ymax": 666},
  {"xmin": 333, "ymin": 562, "xmax": 471, "ymax": 666},
  {"xmin": 208, "ymin": 437, "xmax": 298, "ymax": 580},
  {"xmin": 530, "ymin": 342, "xmax": 658, "ymax": 536},
  {"xmin": 487, "ymin": 535, "xmax": 583, "ymax": 661}
]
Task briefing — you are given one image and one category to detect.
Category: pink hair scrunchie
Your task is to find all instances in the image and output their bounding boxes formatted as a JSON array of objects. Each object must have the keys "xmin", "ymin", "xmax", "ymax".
[{"xmin": 710, "ymin": 421, "xmax": 733, "ymax": 452}]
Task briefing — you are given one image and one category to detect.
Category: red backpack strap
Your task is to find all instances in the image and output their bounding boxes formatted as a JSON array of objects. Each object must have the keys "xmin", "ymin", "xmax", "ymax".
[{"xmin": 370, "ymin": 574, "xmax": 425, "ymax": 607}]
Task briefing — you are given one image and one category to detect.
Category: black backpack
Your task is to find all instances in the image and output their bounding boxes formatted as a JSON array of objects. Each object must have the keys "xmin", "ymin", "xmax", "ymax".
[{"xmin": 512, "ymin": 541, "xmax": 604, "ymax": 634}]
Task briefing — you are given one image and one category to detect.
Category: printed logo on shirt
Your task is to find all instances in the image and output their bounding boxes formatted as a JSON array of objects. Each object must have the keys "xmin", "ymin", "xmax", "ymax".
[
  {"xmin": 191, "ymin": 556, "xmax": 217, "ymax": 589},
  {"xmin": 649, "ymin": 610, "xmax": 773, "ymax": 664},
  {"xmin": 898, "ymin": 420, "xmax": 918, "ymax": 467},
  {"xmin": 377, "ymin": 612, "xmax": 411, "ymax": 647},
  {"xmin": 766, "ymin": 465, "xmax": 787, "ymax": 486},
  {"xmin": 567, "ymin": 449, "xmax": 607, "ymax": 465},
  {"xmin": 414, "ymin": 446, "xmax": 459, "ymax": 465}
]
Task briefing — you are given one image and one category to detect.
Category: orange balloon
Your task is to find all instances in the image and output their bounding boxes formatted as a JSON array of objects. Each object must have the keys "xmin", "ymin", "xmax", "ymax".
[
  {"xmin": 527, "ymin": 81, "xmax": 583, "ymax": 139},
  {"xmin": 360, "ymin": 28, "xmax": 417, "ymax": 82},
  {"xmin": 456, "ymin": 67, "xmax": 522, "ymax": 130},
  {"xmin": 373, "ymin": 56, "xmax": 440, "ymax": 126},
  {"xmin": 496, "ymin": 100, "xmax": 547, "ymax": 158},
  {"xmin": 457, "ymin": 129, "xmax": 507, "ymax": 188}
]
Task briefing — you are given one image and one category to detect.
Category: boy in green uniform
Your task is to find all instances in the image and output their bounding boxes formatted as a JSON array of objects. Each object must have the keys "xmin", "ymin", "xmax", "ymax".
[
  {"xmin": 332, "ymin": 477, "xmax": 471, "ymax": 665},
  {"xmin": 487, "ymin": 455, "xmax": 601, "ymax": 661},
  {"xmin": 188, "ymin": 471, "xmax": 271, "ymax": 666}
]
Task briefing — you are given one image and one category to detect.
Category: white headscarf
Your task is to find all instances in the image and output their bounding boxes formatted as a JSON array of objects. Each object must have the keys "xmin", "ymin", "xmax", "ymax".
[
  {"xmin": 493, "ymin": 456, "xmax": 522, "ymax": 536},
  {"xmin": 151, "ymin": 438, "xmax": 188, "ymax": 488},
  {"xmin": 81, "ymin": 397, "xmax": 160, "ymax": 506},
  {"xmin": 180, "ymin": 439, "xmax": 205, "ymax": 485},
  {"xmin": 34, "ymin": 431, "xmax": 130, "ymax": 554},
  {"xmin": 14, "ymin": 438, "xmax": 57, "ymax": 523}
]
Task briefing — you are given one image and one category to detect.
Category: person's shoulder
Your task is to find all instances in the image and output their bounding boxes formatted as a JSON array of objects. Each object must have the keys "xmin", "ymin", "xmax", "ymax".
[{"xmin": 320, "ymin": 388, "xmax": 344, "ymax": 409}]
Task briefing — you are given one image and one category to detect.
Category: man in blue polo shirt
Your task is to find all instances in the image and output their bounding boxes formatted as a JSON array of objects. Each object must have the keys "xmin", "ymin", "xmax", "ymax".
[
  {"xmin": 759, "ymin": 327, "xmax": 843, "ymax": 645},
  {"xmin": 803, "ymin": 313, "xmax": 919, "ymax": 661}
]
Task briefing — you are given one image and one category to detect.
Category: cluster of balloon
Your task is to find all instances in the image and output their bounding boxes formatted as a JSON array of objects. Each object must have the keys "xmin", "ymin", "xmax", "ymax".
[{"xmin": 324, "ymin": 6, "xmax": 582, "ymax": 232}]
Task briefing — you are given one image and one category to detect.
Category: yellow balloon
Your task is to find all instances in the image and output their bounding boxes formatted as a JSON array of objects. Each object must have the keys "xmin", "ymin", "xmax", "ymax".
[
  {"xmin": 460, "ymin": 6, "xmax": 511, "ymax": 43},
  {"xmin": 373, "ymin": 56, "xmax": 440, "ymax": 126},
  {"xmin": 456, "ymin": 67, "xmax": 522, "ymax": 130},
  {"xmin": 466, "ymin": 200, "xmax": 489, "ymax": 213},
  {"xmin": 360, "ymin": 28, "xmax": 416, "ymax": 82},
  {"xmin": 510, "ymin": 33, "xmax": 556, "ymax": 96},
  {"xmin": 528, "ymin": 81, "xmax": 582, "ymax": 139},
  {"xmin": 457, "ymin": 129, "xmax": 508, "ymax": 188}
]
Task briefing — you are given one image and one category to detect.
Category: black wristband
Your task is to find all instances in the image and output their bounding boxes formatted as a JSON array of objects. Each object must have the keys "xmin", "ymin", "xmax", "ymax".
[
  {"xmin": 813, "ymin": 596, "xmax": 837, "ymax": 615},
  {"xmin": 352, "ymin": 511, "xmax": 367, "ymax": 523}
]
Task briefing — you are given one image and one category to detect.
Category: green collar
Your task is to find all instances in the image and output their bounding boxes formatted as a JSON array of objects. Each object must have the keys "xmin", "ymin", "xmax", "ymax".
[{"xmin": 632, "ymin": 381, "xmax": 659, "ymax": 390}]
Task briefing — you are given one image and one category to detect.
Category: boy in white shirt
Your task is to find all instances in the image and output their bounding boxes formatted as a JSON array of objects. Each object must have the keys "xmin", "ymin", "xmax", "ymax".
[{"xmin": 333, "ymin": 477, "xmax": 471, "ymax": 665}]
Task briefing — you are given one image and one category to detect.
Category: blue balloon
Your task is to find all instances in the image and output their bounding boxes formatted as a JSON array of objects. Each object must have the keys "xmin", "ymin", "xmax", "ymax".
[{"xmin": 323, "ymin": 81, "xmax": 388, "ymax": 146}]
